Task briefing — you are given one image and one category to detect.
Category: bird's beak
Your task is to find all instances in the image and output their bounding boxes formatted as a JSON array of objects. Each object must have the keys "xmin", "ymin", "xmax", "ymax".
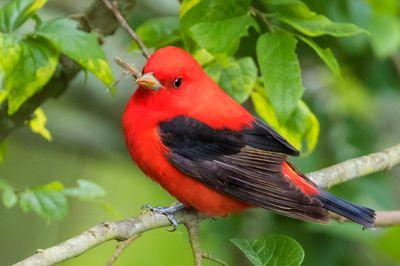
[{"xmin": 135, "ymin": 73, "xmax": 161, "ymax": 91}]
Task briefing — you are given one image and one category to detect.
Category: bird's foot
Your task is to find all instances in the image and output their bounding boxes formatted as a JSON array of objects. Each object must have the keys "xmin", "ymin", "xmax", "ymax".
[{"xmin": 141, "ymin": 202, "xmax": 185, "ymax": 232}]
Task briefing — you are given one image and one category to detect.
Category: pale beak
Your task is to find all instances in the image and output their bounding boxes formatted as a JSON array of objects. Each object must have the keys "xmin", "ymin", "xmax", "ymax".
[{"xmin": 135, "ymin": 72, "xmax": 161, "ymax": 90}]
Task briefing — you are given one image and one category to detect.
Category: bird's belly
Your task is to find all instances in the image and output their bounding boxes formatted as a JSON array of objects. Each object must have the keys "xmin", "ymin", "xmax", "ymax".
[
  {"xmin": 165, "ymin": 175, "xmax": 252, "ymax": 216},
  {"xmin": 128, "ymin": 128, "xmax": 251, "ymax": 216}
]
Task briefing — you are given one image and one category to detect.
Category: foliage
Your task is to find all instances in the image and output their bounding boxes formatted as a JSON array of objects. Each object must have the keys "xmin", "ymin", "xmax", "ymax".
[
  {"xmin": 131, "ymin": 0, "xmax": 367, "ymax": 153},
  {"xmin": 28, "ymin": 108, "xmax": 52, "ymax": 141},
  {"xmin": 232, "ymin": 235, "xmax": 304, "ymax": 266},
  {"xmin": 0, "ymin": 0, "xmax": 114, "ymax": 221},
  {"xmin": 204, "ymin": 56, "xmax": 258, "ymax": 103},
  {"xmin": 0, "ymin": 143, "xmax": 5, "ymax": 163},
  {"xmin": 0, "ymin": 178, "xmax": 106, "ymax": 220},
  {"xmin": 0, "ymin": 0, "xmax": 113, "ymax": 116}
]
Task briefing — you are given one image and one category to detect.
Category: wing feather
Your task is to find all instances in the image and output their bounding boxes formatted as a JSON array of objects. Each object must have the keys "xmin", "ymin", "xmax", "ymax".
[{"xmin": 159, "ymin": 116, "xmax": 329, "ymax": 223}]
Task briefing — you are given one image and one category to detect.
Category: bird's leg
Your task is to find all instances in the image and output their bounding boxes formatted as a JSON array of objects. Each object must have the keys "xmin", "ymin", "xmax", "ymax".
[{"xmin": 142, "ymin": 202, "xmax": 185, "ymax": 232}]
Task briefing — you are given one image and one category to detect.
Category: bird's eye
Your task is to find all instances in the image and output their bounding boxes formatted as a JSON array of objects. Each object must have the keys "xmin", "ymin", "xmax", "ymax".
[{"xmin": 173, "ymin": 77, "xmax": 183, "ymax": 88}]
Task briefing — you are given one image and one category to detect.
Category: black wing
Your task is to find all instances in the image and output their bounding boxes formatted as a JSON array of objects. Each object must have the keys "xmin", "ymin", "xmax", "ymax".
[
  {"xmin": 159, "ymin": 116, "xmax": 328, "ymax": 223},
  {"xmin": 244, "ymin": 118, "xmax": 300, "ymax": 156}
]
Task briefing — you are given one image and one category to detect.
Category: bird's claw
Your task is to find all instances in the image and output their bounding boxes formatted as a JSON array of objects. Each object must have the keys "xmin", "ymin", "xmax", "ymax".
[
  {"xmin": 165, "ymin": 213, "xmax": 179, "ymax": 232},
  {"xmin": 141, "ymin": 203, "xmax": 155, "ymax": 211},
  {"xmin": 141, "ymin": 203, "xmax": 184, "ymax": 232}
]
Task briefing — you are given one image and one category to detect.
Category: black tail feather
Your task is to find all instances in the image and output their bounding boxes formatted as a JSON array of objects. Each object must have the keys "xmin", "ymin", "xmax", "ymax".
[{"xmin": 316, "ymin": 190, "xmax": 375, "ymax": 228}]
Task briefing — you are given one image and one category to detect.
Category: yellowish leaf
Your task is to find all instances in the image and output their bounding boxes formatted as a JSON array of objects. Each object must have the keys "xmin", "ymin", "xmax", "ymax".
[{"xmin": 29, "ymin": 108, "xmax": 52, "ymax": 141}]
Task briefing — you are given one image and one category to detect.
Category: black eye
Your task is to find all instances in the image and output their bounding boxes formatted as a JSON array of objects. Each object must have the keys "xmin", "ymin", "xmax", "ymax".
[{"xmin": 173, "ymin": 77, "xmax": 182, "ymax": 88}]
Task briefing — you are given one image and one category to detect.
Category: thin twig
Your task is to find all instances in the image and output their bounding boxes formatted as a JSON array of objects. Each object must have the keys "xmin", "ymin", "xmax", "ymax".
[
  {"xmin": 105, "ymin": 234, "xmax": 139, "ymax": 266},
  {"xmin": 102, "ymin": 0, "xmax": 150, "ymax": 59},
  {"xmin": 114, "ymin": 57, "xmax": 141, "ymax": 79},
  {"xmin": 184, "ymin": 215, "xmax": 202, "ymax": 266},
  {"xmin": 250, "ymin": 6, "xmax": 275, "ymax": 32},
  {"xmin": 107, "ymin": 71, "xmax": 131, "ymax": 92},
  {"xmin": 202, "ymin": 253, "xmax": 230, "ymax": 266}
]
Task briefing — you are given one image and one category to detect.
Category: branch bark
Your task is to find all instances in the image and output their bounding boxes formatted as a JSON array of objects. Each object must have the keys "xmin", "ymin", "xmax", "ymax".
[
  {"xmin": 102, "ymin": 0, "xmax": 150, "ymax": 59},
  {"xmin": 184, "ymin": 215, "xmax": 202, "ymax": 266},
  {"xmin": 330, "ymin": 211, "xmax": 400, "ymax": 227},
  {"xmin": 308, "ymin": 143, "xmax": 400, "ymax": 188},
  {"xmin": 13, "ymin": 209, "xmax": 203, "ymax": 266},
  {"xmin": 0, "ymin": 0, "xmax": 138, "ymax": 143},
  {"xmin": 12, "ymin": 143, "xmax": 400, "ymax": 266},
  {"xmin": 105, "ymin": 234, "xmax": 139, "ymax": 266}
]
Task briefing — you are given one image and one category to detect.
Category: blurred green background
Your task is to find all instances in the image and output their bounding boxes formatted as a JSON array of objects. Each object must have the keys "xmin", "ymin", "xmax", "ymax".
[{"xmin": 1, "ymin": 0, "xmax": 400, "ymax": 265}]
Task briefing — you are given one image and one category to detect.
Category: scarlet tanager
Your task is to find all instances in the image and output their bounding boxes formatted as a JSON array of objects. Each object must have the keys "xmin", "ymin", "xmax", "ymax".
[{"xmin": 123, "ymin": 46, "xmax": 375, "ymax": 228}]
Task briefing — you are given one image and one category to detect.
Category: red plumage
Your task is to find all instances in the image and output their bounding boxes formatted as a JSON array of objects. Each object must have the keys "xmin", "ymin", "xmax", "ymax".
[
  {"xmin": 123, "ymin": 47, "xmax": 252, "ymax": 215},
  {"xmin": 123, "ymin": 46, "xmax": 375, "ymax": 227}
]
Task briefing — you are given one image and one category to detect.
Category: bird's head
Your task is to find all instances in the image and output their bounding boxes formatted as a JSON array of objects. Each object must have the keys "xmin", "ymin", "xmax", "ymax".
[
  {"xmin": 135, "ymin": 46, "xmax": 205, "ymax": 93},
  {"xmin": 129, "ymin": 46, "xmax": 248, "ymax": 125}
]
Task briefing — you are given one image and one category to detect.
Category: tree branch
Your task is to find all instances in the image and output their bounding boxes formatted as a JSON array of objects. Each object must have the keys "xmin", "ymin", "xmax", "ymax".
[
  {"xmin": 184, "ymin": 215, "xmax": 202, "ymax": 266},
  {"xmin": 105, "ymin": 234, "xmax": 139, "ymax": 266},
  {"xmin": 308, "ymin": 143, "xmax": 400, "ymax": 188},
  {"xmin": 12, "ymin": 143, "xmax": 400, "ymax": 266},
  {"xmin": 201, "ymin": 253, "xmax": 230, "ymax": 266},
  {"xmin": 331, "ymin": 211, "xmax": 400, "ymax": 227},
  {"xmin": 114, "ymin": 57, "xmax": 141, "ymax": 79},
  {"xmin": 13, "ymin": 209, "xmax": 204, "ymax": 266},
  {"xmin": 102, "ymin": 0, "xmax": 150, "ymax": 59},
  {"xmin": 0, "ymin": 0, "xmax": 138, "ymax": 143}
]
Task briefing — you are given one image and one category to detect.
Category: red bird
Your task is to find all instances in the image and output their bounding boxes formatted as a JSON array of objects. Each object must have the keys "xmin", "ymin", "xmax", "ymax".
[{"xmin": 123, "ymin": 46, "xmax": 375, "ymax": 229}]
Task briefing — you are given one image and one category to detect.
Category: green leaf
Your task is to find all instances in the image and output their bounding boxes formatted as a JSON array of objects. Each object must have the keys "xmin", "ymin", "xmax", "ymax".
[
  {"xmin": 252, "ymin": 85, "xmax": 301, "ymax": 150},
  {"xmin": 0, "ymin": 0, "xmax": 47, "ymax": 33},
  {"xmin": 263, "ymin": 0, "xmax": 300, "ymax": 4},
  {"xmin": 251, "ymin": 84, "xmax": 319, "ymax": 154},
  {"xmin": 297, "ymin": 35, "xmax": 341, "ymax": 77},
  {"xmin": 280, "ymin": 17, "xmax": 367, "ymax": 37},
  {"xmin": 0, "ymin": 178, "xmax": 17, "ymax": 208},
  {"xmin": 180, "ymin": 0, "xmax": 201, "ymax": 18},
  {"xmin": 205, "ymin": 57, "xmax": 257, "ymax": 103},
  {"xmin": 286, "ymin": 101, "xmax": 320, "ymax": 155},
  {"xmin": 0, "ymin": 33, "xmax": 23, "ymax": 98},
  {"xmin": 251, "ymin": 80, "xmax": 280, "ymax": 130},
  {"xmin": 130, "ymin": 16, "xmax": 181, "ymax": 51},
  {"xmin": 276, "ymin": 2, "xmax": 367, "ymax": 37},
  {"xmin": 6, "ymin": 36, "xmax": 59, "ymax": 115},
  {"xmin": 19, "ymin": 181, "xmax": 68, "ymax": 220},
  {"xmin": 0, "ymin": 89, "xmax": 7, "ymax": 102},
  {"xmin": 368, "ymin": 0, "xmax": 398, "ymax": 15},
  {"xmin": 232, "ymin": 235, "xmax": 304, "ymax": 266},
  {"xmin": 369, "ymin": 14, "xmax": 400, "ymax": 58},
  {"xmin": 0, "ymin": 179, "xmax": 14, "ymax": 191},
  {"xmin": 0, "ymin": 143, "xmax": 6, "ymax": 163},
  {"xmin": 190, "ymin": 15, "xmax": 258, "ymax": 56},
  {"xmin": 192, "ymin": 48, "xmax": 214, "ymax": 66},
  {"xmin": 35, "ymin": 18, "xmax": 113, "ymax": 86},
  {"xmin": 180, "ymin": 0, "xmax": 251, "ymax": 50},
  {"xmin": 256, "ymin": 32, "xmax": 303, "ymax": 124},
  {"xmin": 0, "ymin": 90, "xmax": 6, "ymax": 103},
  {"xmin": 2, "ymin": 189, "xmax": 17, "ymax": 208},
  {"xmin": 29, "ymin": 108, "xmax": 52, "ymax": 141},
  {"xmin": 63, "ymin": 179, "xmax": 106, "ymax": 201}
]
